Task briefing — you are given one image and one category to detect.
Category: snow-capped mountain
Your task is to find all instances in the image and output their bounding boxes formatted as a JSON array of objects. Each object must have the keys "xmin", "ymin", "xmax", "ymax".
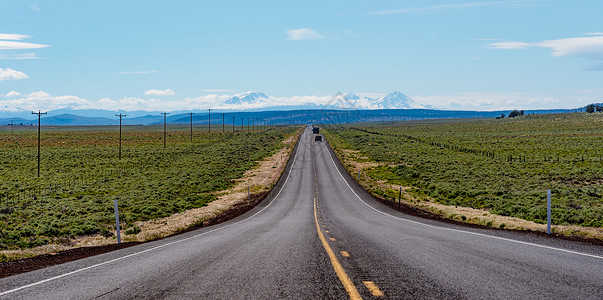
[
  {"xmin": 372, "ymin": 91, "xmax": 422, "ymax": 109},
  {"xmin": 224, "ymin": 91, "xmax": 269, "ymax": 105},
  {"xmin": 323, "ymin": 91, "xmax": 423, "ymax": 110}
]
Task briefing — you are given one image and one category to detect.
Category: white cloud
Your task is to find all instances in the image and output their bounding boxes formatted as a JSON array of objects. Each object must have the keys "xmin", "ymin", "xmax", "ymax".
[
  {"xmin": 30, "ymin": 3, "xmax": 40, "ymax": 12},
  {"xmin": 0, "ymin": 34, "xmax": 49, "ymax": 50},
  {"xmin": 144, "ymin": 89, "xmax": 175, "ymax": 96},
  {"xmin": 486, "ymin": 41, "xmax": 532, "ymax": 49},
  {"xmin": 0, "ymin": 34, "xmax": 31, "ymax": 40},
  {"xmin": 0, "ymin": 40, "xmax": 49, "ymax": 50},
  {"xmin": 0, "ymin": 53, "xmax": 41, "ymax": 60},
  {"xmin": 114, "ymin": 70, "xmax": 158, "ymax": 75},
  {"xmin": 0, "ymin": 68, "xmax": 29, "ymax": 80},
  {"xmin": 0, "ymin": 91, "xmax": 93, "ymax": 112},
  {"xmin": 486, "ymin": 35, "xmax": 603, "ymax": 69},
  {"xmin": 286, "ymin": 28, "xmax": 324, "ymax": 41},
  {"xmin": 413, "ymin": 92, "xmax": 577, "ymax": 111},
  {"xmin": 3, "ymin": 91, "xmax": 21, "ymax": 97},
  {"xmin": 535, "ymin": 36, "xmax": 603, "ymax": 59}
]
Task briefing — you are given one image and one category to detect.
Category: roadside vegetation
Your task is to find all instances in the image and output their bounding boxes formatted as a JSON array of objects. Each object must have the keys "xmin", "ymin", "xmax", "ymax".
[
  {"xmin": 323, "ymin": 113, "xmax": 603, "ymax": 235},
  {"xmin": 0, "ymin": 125, "xmax": 296, "ymax": 252}
]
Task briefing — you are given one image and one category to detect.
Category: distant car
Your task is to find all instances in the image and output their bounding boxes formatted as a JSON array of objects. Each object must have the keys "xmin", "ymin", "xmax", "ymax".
[
  {"xmin": 314, "ymin": 135, "xmax": 322, "ymax": 142},
  {"xmin": 312, "ymin": 127, "xmax": 319, "ymax": 134}
]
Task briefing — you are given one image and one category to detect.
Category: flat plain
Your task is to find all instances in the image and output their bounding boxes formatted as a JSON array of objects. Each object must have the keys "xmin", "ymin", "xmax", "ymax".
[
  {"xmin": 323, "ymin": 113, "xmax": 603, "ymax": 235},
  {"xmin": 0, "ymin": 125, "xmax": 296, "ymax": 253}
]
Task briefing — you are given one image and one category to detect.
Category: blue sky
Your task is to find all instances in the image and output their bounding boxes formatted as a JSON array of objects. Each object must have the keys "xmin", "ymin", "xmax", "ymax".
[{"xmin": 0, "ymin": 0, "xmax": 602, "ymax": 111}]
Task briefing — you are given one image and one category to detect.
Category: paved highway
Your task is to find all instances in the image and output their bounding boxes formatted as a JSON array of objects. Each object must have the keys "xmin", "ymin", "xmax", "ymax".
[{"xmin": 1, "ymin": 128, "xmax": 602, "ymax": 299}]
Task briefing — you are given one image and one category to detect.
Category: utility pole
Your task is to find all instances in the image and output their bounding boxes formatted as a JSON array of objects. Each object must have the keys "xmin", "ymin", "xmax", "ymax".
[
  {"xmin": 188, "ymin": 112, "xmax": 194, "ymax": 143},
  {"xmin": 232, "ymin": 117, "xmax": 236, "ymax": 132},
  {"xmin": 115, "ymin": 113, "xmax": 126, "ymax": 160},
  {"xmin": 161, "ymin": 112, "xmax": 169, "ymax": 148},
  {"xmin": 10, "ymin": 120, "xmax": 14, "ymax": 134},
  {"xmin": 208, "ymin": 108, "xmax": 211, "ymax": 134},
  {"xmin": 222, "ymin": 113, "xmax": 225, "ymax": 133},
  {"xmin": 247, "ymin": 118, "xmax": 251, "ymax": 132},
  {"xmin": 241, "ymin": 118, "xmax": 244, "ymax": 131},
  {"xmin": 32, "ymin": 110, "xmax": 47, "ymax": 177}
]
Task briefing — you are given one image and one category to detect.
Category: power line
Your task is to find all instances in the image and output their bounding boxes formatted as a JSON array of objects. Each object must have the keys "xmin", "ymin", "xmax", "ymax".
[
  {"xmin": 32, "ymin": 110, "xmax": 47, "ymax": 177},
  {"xmin": 161, "ymin": 112, "xmax": 169, "ymax": 148},
  {"xmin": 188, "ymin": 112, "xmax": 194, "ymax": 143},
  {"xmin": 208, "ymin": 108, "xmax": 211, "ymax": 134},
  {"xmin": 115, "ymin": 113, "xmax": 126, "ymax": 160}
]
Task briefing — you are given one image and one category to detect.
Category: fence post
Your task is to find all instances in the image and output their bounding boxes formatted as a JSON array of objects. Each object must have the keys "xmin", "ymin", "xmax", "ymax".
[
  {"xmin": 547, "ymin": 189, "xmax": 551, "ymax": 235},
  {"xmin": 248, "ymin": 186, "xmax": 251, "ymax": 202},
  {"xmin": 114, "ymin": 200, "xmax": 122, "ymax": 244}
]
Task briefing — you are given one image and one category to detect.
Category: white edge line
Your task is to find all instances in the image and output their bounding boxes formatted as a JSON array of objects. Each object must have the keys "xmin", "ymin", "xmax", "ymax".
[
  {"xmin": 0, "ymin": 133, "xmax": 304, "ymax": 297},
  {"xmin": 321, "ymin": 142, "xmax": 603, "ymax": 260}
]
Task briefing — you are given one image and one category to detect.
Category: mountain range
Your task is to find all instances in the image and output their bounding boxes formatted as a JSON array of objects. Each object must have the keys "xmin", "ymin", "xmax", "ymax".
[{"xmin": 220, "ymin": 91, "xmax": 424, "ymax": 110}]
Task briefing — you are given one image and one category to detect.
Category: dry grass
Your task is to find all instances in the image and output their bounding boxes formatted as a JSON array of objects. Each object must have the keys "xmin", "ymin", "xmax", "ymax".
[{"xmin": 1, "ymin": 131, "xmax": 300, "ymax": 261}]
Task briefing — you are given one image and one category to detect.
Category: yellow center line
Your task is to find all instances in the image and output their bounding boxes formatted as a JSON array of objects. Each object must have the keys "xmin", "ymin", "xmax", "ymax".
[
  {"xmin": 330, "ymin": 237, "xmax": 337, "ymax": 241},
  {"xmin": 314, "ymin": 199, "xmax": 362, "ymax": 300},
  {"xmin": 363, "ymin": 281, "xmax": 385, "ymax": 297},
  {"xmin": 341, "ymin": 251, "xmax": 350, "ymax": 257}
]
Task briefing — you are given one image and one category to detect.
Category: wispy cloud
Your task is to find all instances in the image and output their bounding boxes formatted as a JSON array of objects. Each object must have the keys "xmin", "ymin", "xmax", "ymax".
[
  {"xmin": 486, "ymin": 35, "xmax": 603, "ymax": 69},
  {"xmin": 30, "ymin": 3, "xmax": 40, "ymax": 12},
  {"xmin": 202, "ymin": 89, "xmax": 234, "ymax": 93},
  {"xmin": 286, "ymin": 28, "xmax": 324, "ymax": 41},
  {"xmin": 144, "ymin": 89, "xmax": 175, "ymax": 96},
  {"xmin": 0, "ymin": 34, "xmax": 31, "ymax": 40},
  {"xmin": 0, "ymin": 68, "xmax": 29, "ymax": 80},
  {"xmin": 372, "ymin": 1, "xmax": 503, "ymax": 15},
  {"xmin": 343, "ymin": 30, "xmax": 358, "ymax": 38},
  {"xmin": 371, "ymin": 0, "xmax": 549, "ymax": 15},
  {"xmin": 0, "ymin": 53, "xmax": 41, "ymax": 60},
  {"xmin": 0, "ymin": 34, "xmax": 49, "ymax": 50},
  {"xmin": 114, "ymin": 70, "xmax": 158, "ymax": 75}
]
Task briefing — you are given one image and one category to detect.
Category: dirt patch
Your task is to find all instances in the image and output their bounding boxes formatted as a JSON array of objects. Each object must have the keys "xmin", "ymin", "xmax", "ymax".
[{"xmin": 0, "ymin": 130, "xmax": 300, "ymax": 267}]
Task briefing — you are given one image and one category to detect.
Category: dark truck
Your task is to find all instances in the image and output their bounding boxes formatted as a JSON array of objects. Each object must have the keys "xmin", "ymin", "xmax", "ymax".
[
  {"xmin": 312, "ymin": 127, "xmax": 319, "ymax": 134},
  {"xmin": 314, "ymin": 135, "xmax": 322, "ymax": 142}
]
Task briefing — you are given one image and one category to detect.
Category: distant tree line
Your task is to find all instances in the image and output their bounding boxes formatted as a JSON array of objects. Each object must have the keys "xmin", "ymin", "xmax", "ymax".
[
  {"xmin": 585, "ymin": 104, "xmax": 603, "ymax": 113},
  {"xmin": 497, "ymin": 109, "xmax": 525, "ymax": 119}
]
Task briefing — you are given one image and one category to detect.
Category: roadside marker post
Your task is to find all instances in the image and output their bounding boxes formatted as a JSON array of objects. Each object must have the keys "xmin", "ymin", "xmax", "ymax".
[
  {"xmin": 547, "ymin": 189, "xmax": 552, "ymax": 235},
  {"xmin": 114, "ymin": 200, "xmax": 122, "ymax": 244},
  {"xmin": 248, "ymin": 186, "xmax": 251, "ymax": 202},
  {"xmin": 399, "ymin": 187, "xmax": 402, "ymax": 209}
]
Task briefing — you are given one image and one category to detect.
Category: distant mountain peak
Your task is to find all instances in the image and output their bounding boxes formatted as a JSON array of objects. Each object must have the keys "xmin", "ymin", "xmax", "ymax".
[
  {"xmin": 225, "ymin": 91, "xmax": 269, "ymax": 105},
  {"xmin": 373, "ymin": 91, "xmax": 421, "ymax": 109}
]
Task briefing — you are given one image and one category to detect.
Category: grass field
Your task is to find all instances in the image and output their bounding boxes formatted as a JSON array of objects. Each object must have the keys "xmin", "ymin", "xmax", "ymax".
[
  {"xmin": 323, "ymin": 113, "xmax": 603, "ymax": 229},
  {"xmin": 0, "ymin": 125, "xmax": 296, "ymax": 251}
]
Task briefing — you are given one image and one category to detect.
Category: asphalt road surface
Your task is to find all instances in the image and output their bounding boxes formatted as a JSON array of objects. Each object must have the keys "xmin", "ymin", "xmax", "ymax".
[{"xmin": 1, "ymin": 128, "xmax": 602, "ymax": 299}]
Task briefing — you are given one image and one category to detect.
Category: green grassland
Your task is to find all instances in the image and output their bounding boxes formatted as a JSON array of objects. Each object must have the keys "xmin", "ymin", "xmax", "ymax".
[
  {"xmin": 0, "ymin": 125, "xmax": 296, "ymax": 250},
  {"xmin": 323, "ymin": 113, "xmax": 603, "ymax": 228}
]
